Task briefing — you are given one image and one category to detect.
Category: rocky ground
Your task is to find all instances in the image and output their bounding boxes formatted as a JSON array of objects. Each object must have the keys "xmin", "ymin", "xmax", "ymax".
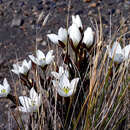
[{"xmin": 0, "ymin": 0, "xmax": 129, "ymax": 129}]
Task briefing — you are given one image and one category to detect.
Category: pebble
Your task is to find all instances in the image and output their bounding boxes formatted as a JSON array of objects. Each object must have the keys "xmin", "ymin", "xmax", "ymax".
[
  {"xmin": 0, "ymin": 0, "xmax": 3, "ymax": 4},
  {"xmin": 37, "ymin": 4, "xmax": 43, "ymax": 11},
  {"xmin": 22, "ymin": 90, "xmax": 26, "ymax": 95},
  {"xmin": 36, "ymin": 36, "xmax": 43, "ymax": 43},
  {"xmin": 41, "ymin": 41, "xmax": 47, "ymax": 46},
  {"xmin": 11, "ymin": 17, "xmax": 24, "ymax": 27},
  {"xmin": 83, "ymin": 0, "xmax": 91, "ymax": 2},
  {"xmin": 89, "ymin": 3, "xmax": 97, "ymax": 8},
  {"xmin": 75, "ymin": 10, "xmax": 83, "ymax": 15},
  {"xmin": 37, "ymin": 0, "xmax": 43, "ymax": 5}
]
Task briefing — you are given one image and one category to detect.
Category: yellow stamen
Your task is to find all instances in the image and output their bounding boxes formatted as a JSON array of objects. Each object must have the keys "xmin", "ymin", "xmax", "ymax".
[
  {"xmin": 63, "ymin": 87, "xmax": 70, "ymax": 94},
  {"xmin": 1, "ymin": 89, "xmax": 6, "ymax": 93}
]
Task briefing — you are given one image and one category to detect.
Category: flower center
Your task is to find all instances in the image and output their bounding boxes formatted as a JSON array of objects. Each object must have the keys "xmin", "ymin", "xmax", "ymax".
[
  {"xmin": 42, "ymin": 58, "xmax": 45, "ymax": 61},
  {"xmin": 31, "ymin": 101, "xmax": 36, "ymax": 106},
  {"xmin": 1, "ymin": 89, "xmax": 6, "ymax": 93},
  {"xmin": 63, "ymin": 87, "xmax": 70, "ymax": 94}
]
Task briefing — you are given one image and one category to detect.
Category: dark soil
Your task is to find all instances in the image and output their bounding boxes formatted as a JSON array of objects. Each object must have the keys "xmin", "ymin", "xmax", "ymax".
[{"xmin": 0, "ymin": 0, "xmax": 129, "ymax": 129}]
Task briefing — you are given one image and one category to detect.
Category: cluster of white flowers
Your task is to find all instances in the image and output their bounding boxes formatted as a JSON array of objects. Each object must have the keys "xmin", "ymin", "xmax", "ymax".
[
  {"xmin": 11, "ymin": 60, "xmax": 32, "ymax": 75},
  {"xmin": 51, "ymin": 66, "xmax": 79, "ymax": 97},
  {"xmin": 47, "ymin": 15, "xmax": 94, "ymax": 48},
  {"xmin": 29, "ymin": 50, "xmax": 54, "ymax": 67},
  {"xmin": 0, "ymin": 49, "xmax": 54, "ymax": 113},
  {"xmin": 107, "ymin": 41, "xmax": 130, "ymax": 63},
  {"xmin": 0, "ymin": 14, "xmax": 129, "ymax": 114},
  {"xmin": 17, "ymin": 87, "xmax": 42, "ymax": 113}
]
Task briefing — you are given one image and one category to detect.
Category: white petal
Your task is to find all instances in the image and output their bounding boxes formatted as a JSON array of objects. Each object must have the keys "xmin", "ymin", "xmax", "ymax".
[
  {"xmin": 68, "ymin": 24, "xmax": 81, "ymax": 47},
  {"xmin": 45, "ymin": 50, "xmax": 54, "ymax": 64},
  {"xmin": 17, "ymin": 106, "xmax": 32, "ymax": 113},
  {"xmin": 59, "ymin": 74, "xmax": 70, "ymax": 89},
  {"xmin": 72, "ymin": 15, "xmax": 83, "ymax": 29},
  {"xmin": 82, "ymin": 27, "xmax": 94, "ymax": 47},
  {"xmin": 59, "ymin": 66, "xmax": 64, "ymax": 74},
  {"xmin": 30, "ymin": 87, "xmax": 38, "ymax": 101},
  {"xmin": 122, "ymin": 45, "xmax": 130, "ymax": 60},
  {"xmin": 38, "ymin": 59, "xmax": 46, "ymax": 66},
  {"xmin": 22, "ymin": 60, "xmax": 28, "ymax": 67},
  {"xmin": 52, "ymin": 80, "xmax": 59, "ymax": 87},
  {"xmin": 11, "ymin": 64, "xmax": 20, "ymax": 75},
  {"xmin": 36, "ymin": 93, "xmax": 42, "ymax": 107},
  {"xmin": 28, "ymin": 60, "xmax": 32, "ymax": 69},
  {"xmin": 113, "ymin": 54, "xmax": 124, "ymax": 63},
  {"xmin": 58, "ymin": 27, "xmax": 68, "ymax": 45},
  {"xmin": 36, "ymin": 50, "xmax": 45, "ymax": 60},
  {"xmin": 51, "ymin": 72, "xmax": 60, "ymax": 79},
  {"xmin": 19, "ymin": 96, "xmax": 32, "ymax": 108},
  {"xmin": 47, "ymin": 34, "xmax": 59, "ymax": 44},
  {"xmin": 111, "ymin": 42, "xmax": 122, "ymax": 55},
  {"xmin": 29, "ymin": 55, "xmax": 38, "ymax": 65},
  {"xmin": 70, "ymin": 78, "xmax": 79, "ymax": 92}
]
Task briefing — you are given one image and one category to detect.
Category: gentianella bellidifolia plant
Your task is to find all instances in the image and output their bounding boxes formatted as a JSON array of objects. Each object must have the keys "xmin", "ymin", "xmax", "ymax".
[{"xmin": 0, "ymin": 14, "xmax": 130, "ymax": 129}]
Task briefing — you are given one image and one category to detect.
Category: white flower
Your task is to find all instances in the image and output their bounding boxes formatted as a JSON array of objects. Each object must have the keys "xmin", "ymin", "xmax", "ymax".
[
  {"xmin": 53, "ymin": 74, "xmax": 79, "ymax": 97},
  {"xmin": 29, "ymin": 50, "xmax": 54, "ymax": 67},
  {"xmin": 11, "ymin": 60, "xmax": 32, "ymax": 75},
  {"xmin": 47, "ymin": 27, "xmax": 68, "ymax": 45},
  {"xmin": 68, "ymin": 24, "xmax": 81, "ymax": 47},
  {"xmin": 82, "ymin": 27, "xmax": 94, "ymax": 47},
  {"xmin": 72, "ymin": 15, "xmax": 83, "ymax": 29},
  {"xmin": 122, "ymin": 44, "xmax": 130, "ymax": 60},
  {"xmin": 17, "ymin": 87, "xmax": 42, "ymax": 113},
  {"xmin": 0, "ymin": 78, "xmax": 11, "ymax": 97},
  {"xmin": 107, "ymin": 41, "xmax": 130, "ymax": 63},
  {"xmin": 51, "ymin": 66, "xmax": 69, "ymax": 80}
]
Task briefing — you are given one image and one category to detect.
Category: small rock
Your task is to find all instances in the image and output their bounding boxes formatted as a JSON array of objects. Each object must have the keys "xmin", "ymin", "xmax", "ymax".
[
  {"xmin": 83, "ymin": 0, "xmax": 91, "ymax": 2},
  {"xmin": 37, "ymin": 0, "xmax": 43, "ymax": 4},
  {"xmin": 75, "ymin": 10, "xmax": 83, "ymax": 15},
  {"xmin": 19, "ymin": 1, "xmax": 24, "ymax": 7},
  {"xmin": 22, "ymin": 90, "xmax": 26, "ymax": 95},
  {"xmin": 37, "ymin": 5, "xmax": 43, "ymax": 11},
  {"xmin": 124, "ymin": 1, "xmax": 130, "ymax": 9},
  {"xmin": 89, "ymin": 3, "xmax": 97, "ymax": 8},
  {"xmin": 11, "ymin": 17, "xmax": 24, "ymax": 27},
  {"xmin": 5, "ymin": 104, "xmax": 8, "ymax": 108},
  {"xmin": 41, "ymin": 41, "xmax": 47, "ymax": 46},
  {"xmin": 0, "ymin": 0, "xmax": 3, "ymax": 4},
  {"xmin": 36, "ymin": 36, "xmax": 43, "ymax": 43},
  {"xmin": 116, "ymin": 9, "xmax": 121, "ymax": 15}
]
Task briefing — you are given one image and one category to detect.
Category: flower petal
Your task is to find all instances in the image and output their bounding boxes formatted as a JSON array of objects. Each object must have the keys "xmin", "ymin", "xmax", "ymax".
[
  {"xmin": 17, "ymin": 106, "xmax": 32, "ymax": 113},
  {"xmin": 29, "ymin": 55, "xmax": 38, "ymax": 65},
  {"xmin": 68, "ymin": 24, "xmax": 81, "ymax": 47},
  {"xmin": 30, "ymin": 87, "xmax": 38, "ymax": 101},
  {"xmin": 11, "ymin": 64, "xmax": 20, "ymax": 75},
  {"xmin": 70, "ymin": 78, "xmax": 79, "ymax": 92},
  {"xmin": 111, "ymin": 42, "xmax": 122, "ymax": 55},
  {"xmin": 59, "ymin": 74, "xmax": 70, "ymax": 89},
  {"xmin": 51, "ymin": 72, "xmax": 60, "ymax": 79},
  {"xmin": 58, "ymin": 27, "xmax": 68, "ymax": 45},
  {"xmin": 72, "ymin": 15, "xmax": 83, "ymax": 29},
  {"xmin": 45, "ymin": 50, "xmax": 54, "ymax": 64},
  {"xmin": 19, "ymin": 96, "xmax": 32, "ymax": 108},
  {"xmin": 47, "ymin": 34, "xmax": 59, "ymax": 44},
  {"xmin": 36, "ymin": 50, "xmax": 45, "ymax": 60},
  {"xmin": 122, "ymin": 45, "xmax": 130, "ymax": 60},
  {"xmin": 82, "ymin": 27, "xmax": 94, "ymax": 47}
]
